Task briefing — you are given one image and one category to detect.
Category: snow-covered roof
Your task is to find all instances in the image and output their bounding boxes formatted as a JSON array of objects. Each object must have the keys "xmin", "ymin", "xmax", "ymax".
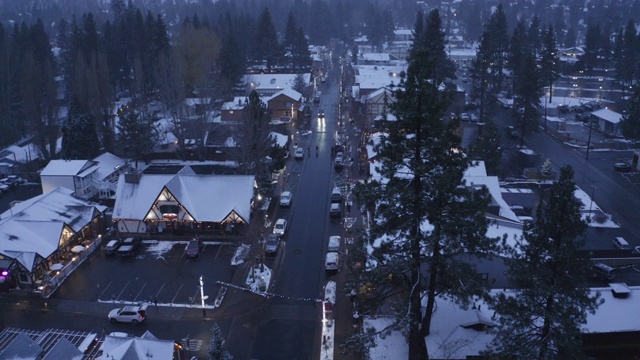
[
  {"xmin": 92, "ymin": 152, "xmax": 126, "ymax": 181},
  {"xmin": 0, "ymin": 333, "xmax": 43, "ymax": 359},
  {"xmin": 360, "ymin": 53, "xmax": 391, "ymax": 62},
  {"xmin": 0, "ymin": 187, "xmax": 106, "ymax": 270},
  {"xmin": 266, "ymin": 88, "xmax": 303, "ymax": 102},
  {"xmin": 591, "ymin": 108, "xmax": 622, "ymax": 124},
  {"xmin": 98, "ymin": 331, "xmax": 174, "ymax": 360},
  {"xmin": 242, "ymin": 73, "xmax": 310, "ymax": 90},
  {"xmin": 222, "ymin": 97, "xmax": 250, "ymax": 110},
  {"xmin": 270, "ymin": 132, "xmax": 289, "ymax": 147},
  {"xmin": 355, "ymin": 64, "xmax": 407, "ymax": 91},
  {"xmin": 363, "ymin": 87, "xmax": 393, "ymax": 101},
  {"xmin": 112, "ymin": 173, "xmax": 254, "ymax": 223},
  {"xmin": 424, "ymin": 293, "xmax": 496, "ymax": 359},
  {"xmin": 464, "ymin": 162, "xmax": 520, "ymax": 223},
  {"xmin": 41, "ymin": 159, "xmax": 96, "ymax": 177}
]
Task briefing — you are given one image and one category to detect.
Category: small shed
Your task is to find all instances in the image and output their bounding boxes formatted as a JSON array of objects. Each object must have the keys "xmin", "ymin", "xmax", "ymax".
[{"xmin": 590, "ymin": 108, "xmax": 622, "ymax": 137}]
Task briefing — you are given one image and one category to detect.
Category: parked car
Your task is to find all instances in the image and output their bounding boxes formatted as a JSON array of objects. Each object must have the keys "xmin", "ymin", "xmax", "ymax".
[
  {"xmin": 460, "ymin": 113, "xmax": 470, "ymax": 122},
  {"xmin": 273, "ymin": 218, "xmax": 287, "ymax": 237},
  {"xmin": 330, "ymin": 187, "xmax": 342, "ymax": 203},
  {"xmin": 325, "ymin": 252, "xmax": 340, "ymax": 271},
  {"xmin": 330, "ymin": 202, "xmax": 342, "ymax": 218},
  {"xmin": 264, "ymin": 234, "xmax": 280, "ymax": 255},
  {"xmin": 591, "ymin": 263, "xmax": 615, "ymax": 281},
  {"xmin": 103, "ymin": 239, "xmax": 122, "ymax": 255},
  {"xmin": 506, "ymin": 126, "xmax": 519, "ymax": 139},
  {"xmin": 7, "ymin": 175, "xmax": 24, "ymax": 185},
  {"xmin": 335, "ymin": 152, "xmax": 344, "ymax": 168},
  {"xmin": 117, "ymin": 237, "xmax": 140, "ymax": 256},
  {"xmin": 614, "ymin": 161, "xmax": 633, "ymax": 173},
  {"xmin": 185, "ymin": 237, "xmax": 203, "ymax": 257},
  {"xmin": 279, "ymin": 191, "xmax": 292, "ymax": 207},
  {"xmin": 0, "ymin": 183, "xmax": 9, "ymax": 195},
  {"xmin": 328, "ymin": 235, "xmax": 341, "ymax": 252},
  {"xmin": 294, "ymin": 147, "xmax": 305, "ymax": 159},
  {"xmin": 108, "ymin": 304, "xmax": 148, "ymax": 324},
  {"xmin": 557, "ymin": 104, "xmax": 569, "ymax": 113}
]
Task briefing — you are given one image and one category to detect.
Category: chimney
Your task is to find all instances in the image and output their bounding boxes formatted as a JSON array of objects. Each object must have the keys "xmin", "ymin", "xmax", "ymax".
[{"xmin": 124, "ymin": 173, "xmax": 141, "ymax": 184}]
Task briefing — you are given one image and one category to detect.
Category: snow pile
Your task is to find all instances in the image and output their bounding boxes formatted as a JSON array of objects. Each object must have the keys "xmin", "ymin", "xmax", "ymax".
[
  {"xmin": 231, "ymin": 244, "xmax": 250, "ymax": 265},
  {"xmin": 363, "ymin": 316, "xmax": 408, "ymax": 359},
  {"xmin": 144, "ymin": 240, "xmax": 174, "ymax": 260},
  {"xmin": 574, "ymin": 186, "xmax": 619, "ymax": 228},
  {"xmin": 245, "ymin": 264, "xmax": 272, "ymax": 293}
]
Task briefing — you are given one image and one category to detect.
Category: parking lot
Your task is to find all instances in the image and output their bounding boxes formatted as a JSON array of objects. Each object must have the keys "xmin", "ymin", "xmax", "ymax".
[{"xmin": 54, "ymin": 240, "xmax": 239, "ymax": 307}]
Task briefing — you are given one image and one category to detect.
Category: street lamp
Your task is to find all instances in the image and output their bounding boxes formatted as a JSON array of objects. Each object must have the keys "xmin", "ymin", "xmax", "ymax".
[
  {"xmin": 200, "ymin": 275, "xmax": 208, "ymax": 317},
  {"xmin": 588, "ymin": 185, "xmax": 597, "ymax": 221},
  {"xmin": 586, "ymin": 117, "xmax": 594, "ymax": 160}
]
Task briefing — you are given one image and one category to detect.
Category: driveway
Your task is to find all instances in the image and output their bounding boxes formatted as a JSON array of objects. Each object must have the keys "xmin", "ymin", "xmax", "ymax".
[{"xmin": 53, "ymin": 240, "xmax": 237, "ymax": 307}]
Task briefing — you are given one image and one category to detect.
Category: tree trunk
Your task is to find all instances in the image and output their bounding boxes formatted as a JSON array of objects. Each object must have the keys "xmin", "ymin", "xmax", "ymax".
[{"xmin": 538, "ymin": 293, "xmax": 554, "ymax": 360}]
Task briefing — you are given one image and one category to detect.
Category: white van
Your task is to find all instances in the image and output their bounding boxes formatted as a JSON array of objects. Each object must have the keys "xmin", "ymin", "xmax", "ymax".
[
  {"xmin": 613, "ymin": 237, "xmax": 631, "ymax": 250},
  {"xmin": 328, "ymin": 236, "xmax": 341, "ymax": 252}
]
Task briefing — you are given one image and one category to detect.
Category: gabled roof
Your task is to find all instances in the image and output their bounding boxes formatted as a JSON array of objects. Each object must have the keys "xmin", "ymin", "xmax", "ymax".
[
  {"xmin": 265, "ymin": 88, "xmax": 303, "ymax": 102},
  {"xmin": 92, "ymin": 152, "xmax": 126, "ymax": 181},
  {"xmin": 0, "ymin": 333, "xmax": 43, "ymax": 359},
  {"xmin": 98, "ymin": 331, "xmax": 174, "ymax": 360},
  {"xmin": 113, "ymin": 173, "xmax": 254, "ymax": 223},
  {"xmin": 0, "ymin": 187, "xmax": 106, "ymax": 270},
  {"xmin": 42, "ymin": 337, "xmax": 83, "ymax": 360},
  {"xmin": 41, "ymin": 159, "xmax": 97, "ymax": 176}
]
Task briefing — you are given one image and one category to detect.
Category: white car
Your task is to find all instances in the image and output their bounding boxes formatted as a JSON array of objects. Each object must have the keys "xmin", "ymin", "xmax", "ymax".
[
  {"xmin": 273, "ymin": 218, "xmax": 287, "ymax": 237},
  {"xmin": 328, "ymin": 235, "xmax": 341, "ymax": 252},
  {"xmin": 325, "ymin": 252, "xmax": 339, "ymax": 271},
  {"xmin": 294, "ymin": 147, "xmax": 305, "ymax": 159},
  {"xmin": 108, "ymin": 304, "xmax": 148, "ymax": 324},
  {"xmin": 280, "ymin": 191, "xmax": 292, "ymax": 207}
]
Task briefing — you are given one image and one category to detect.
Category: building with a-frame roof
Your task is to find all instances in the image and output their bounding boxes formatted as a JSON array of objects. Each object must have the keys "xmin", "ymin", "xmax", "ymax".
[
  {"xmin": 112, "ymin": 167, "xmax": 255, "ymax": 238},
  {"xmin": 0, "ymin": 187, "xmax": 107, "ymax": 292}
]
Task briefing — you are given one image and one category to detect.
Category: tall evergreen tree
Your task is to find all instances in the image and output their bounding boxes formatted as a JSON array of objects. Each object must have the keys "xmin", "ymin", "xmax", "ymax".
[
  {"xmin": 292, "ymin": 27, "xmax": 311, "ymax": 70},
  {"xmin": 488, "ymin": 165, "xmax": 602, "ymax": 359},
  {"xmin": 582, "ymin": 23, "xmax": 601, "ymax": 75},
  {"xmin": 470, "ymin": 5, "xmax": 509, "ymax": 122},
  {"xmin": 469, "ymin": 119, "xmax": 502, "ymax": 175},
  {"xmin": 621, "ymin": 84, "xmax": 640, "ymax": 140},
  {"xmin": 353, "ymin": 9, "xmax": 493, "ymax": 359},
  {"xmin": 254, "ymin": 7, "xmax": 280, "ymax": 69},
  {"xmin": 61, "ymin": 101, "xmax": 101, "ymax": 160},
  {"xmin": 513, "ymin": 52, "xmax": 542, "ymax": 142},
  {"xmin": 540, "ymin": 25, "xmax": 559, "ymax": 103},
  {"xmin": 116, "ymin": 111, "xmax": 159, "ymax": 167}
]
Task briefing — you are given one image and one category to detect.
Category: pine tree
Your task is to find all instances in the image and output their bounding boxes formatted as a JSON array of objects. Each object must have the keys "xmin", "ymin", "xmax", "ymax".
[
  {"xmin": 254, "ymin": 7, "xmax": 280, "ymax": 69},
  {"xmin": 621, "ymin": 85, "xmax": 640, "ymax": 140},
  {"xmin": 540, "ymin": 25, "xmax": 559, "ymax": 103},
  {"xmin": 353, "ymin": 9, "xmax": 493, "ymax": 360},
  {"xmin": 61, "ymin": 101, "xmax": 101, "ymax": 160},
  {"xmin": 208, "ymin": 323, "xmax": 233, "ymax": 360},
  {"xmin": 116, "ymin": 111, "xmax": 159, "ymax": 167},
  {"xmin": 469, "ymin": 119, "xmax": 502, "ymax": 175},
  {"xmin": 488, "ymin": 165, "xmax": 602, "ymax": 359},
  {"xmin": 513, "ymin": 52, "xmax": 542, "ymax": 143}
]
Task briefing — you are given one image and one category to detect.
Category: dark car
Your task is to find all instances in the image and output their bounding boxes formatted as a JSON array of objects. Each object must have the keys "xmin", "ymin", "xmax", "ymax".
[
  {"xmin": 103, "ymin": 239, "xmax": 122, "ymax": 255},
  {"xmin": 591, "ymin": 263, "xmax": 615, "ymax": 281},
  {"xmin": 185, "ymin": 238, "xmax": 203, "ymax": 258},
  {"xmin": 614, "ymin": 161, "xmax": 633, "ymax": 173},
  {"xmin": 117, "ymin": 237, "xmax": 141, "ymax": 256},
  {"xmin": 264, "ymin": 234, "xmax": 280, "ymax": 255}
]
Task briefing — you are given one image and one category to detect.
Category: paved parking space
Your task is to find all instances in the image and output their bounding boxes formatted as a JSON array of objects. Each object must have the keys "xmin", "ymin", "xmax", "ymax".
[{"xmin": 54, "ymin": 240, "xmax": 237, "ymax": 307}]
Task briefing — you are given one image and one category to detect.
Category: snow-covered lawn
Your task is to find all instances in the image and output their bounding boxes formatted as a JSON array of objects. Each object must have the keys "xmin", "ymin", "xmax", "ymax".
[
  {"xmin": 363, "ymin": 316, "xmax": 408, "ymax": 359},
  {"xmin": 574, "ymin": 186, "xmax": 619, "ymax": 228}
]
